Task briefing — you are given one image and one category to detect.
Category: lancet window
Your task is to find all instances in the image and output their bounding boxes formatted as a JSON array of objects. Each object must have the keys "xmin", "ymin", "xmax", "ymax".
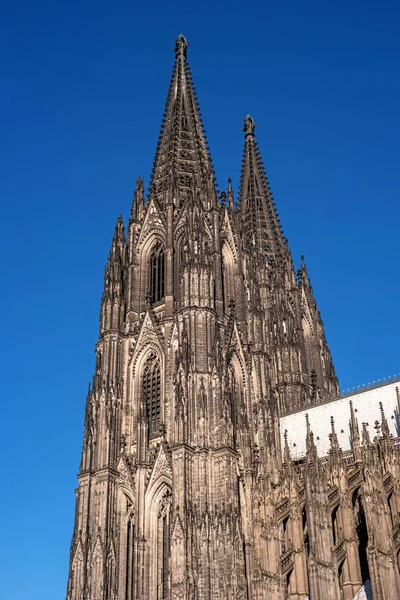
[
  {"xmin": 353, "ymin": 489, "xmax": 370, "ymax": 584},
  {"xmin": 388, "ymin": 491, "xmax": 397, "ymax": 527},
  {"xmin": 331, "ymin": 504, "xmax": 342, "ymax": 546},
  {"xmin": 280, "ymin": 516, "xmax": 291, "ymax": 555},
  {"xmin": 142, "ymin": 353, "xmax": 161, "ymax": 437},
  {"xmin": 149, "ymin": 243, "xmax": 165, "ymax": 304},
  {"xmin": 222, "ymin": 245, "xmax": 235, "ymax": 310}
]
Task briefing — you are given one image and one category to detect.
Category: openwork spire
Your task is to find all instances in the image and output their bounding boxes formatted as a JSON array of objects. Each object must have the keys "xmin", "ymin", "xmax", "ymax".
[
  {"xmin": 239, "ymin": 115, "xmax": 284, "ymax": 259},
  {"xmin": 149, "ymin": 35, "xmax": 215, "ymax": 208}
]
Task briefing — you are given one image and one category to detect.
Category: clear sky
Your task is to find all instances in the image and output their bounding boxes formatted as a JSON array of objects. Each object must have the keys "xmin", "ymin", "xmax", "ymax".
[{"xmin": 1, "ymin": 1, "xmax": 399, "ymax": 598}]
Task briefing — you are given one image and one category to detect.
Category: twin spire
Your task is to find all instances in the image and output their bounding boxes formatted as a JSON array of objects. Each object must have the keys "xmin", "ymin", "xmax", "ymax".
[{"xmin": 147, "ymin": 35, "xmax": 284, "ymax": 260}]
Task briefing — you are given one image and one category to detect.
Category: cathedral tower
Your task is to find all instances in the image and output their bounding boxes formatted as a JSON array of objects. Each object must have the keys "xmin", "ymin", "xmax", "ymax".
[{"xmin": 66, "ymin": 36, "xmax": 341, "ymax": 600}]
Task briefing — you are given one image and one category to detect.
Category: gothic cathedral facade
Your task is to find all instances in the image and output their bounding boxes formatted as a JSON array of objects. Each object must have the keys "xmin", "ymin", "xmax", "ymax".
[{"xmin": 66, "ymin": 36, "xmax": 400, "ymax": 600}]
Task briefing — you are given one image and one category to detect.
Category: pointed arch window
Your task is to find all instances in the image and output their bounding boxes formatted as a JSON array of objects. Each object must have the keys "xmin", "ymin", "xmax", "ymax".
[
  {"xmin": 149, "ymin": 243, "xmax": 165, "ymax": 305},
  {"xmin": 142, "ymin": 353, "xmax": 161, "ymax": 437}
]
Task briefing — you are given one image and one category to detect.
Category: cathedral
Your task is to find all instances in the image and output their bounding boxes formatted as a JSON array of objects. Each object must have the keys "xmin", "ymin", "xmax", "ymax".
[{"xmin": 66, "ymin": 36, "xmax": 400, "ymax": 600}]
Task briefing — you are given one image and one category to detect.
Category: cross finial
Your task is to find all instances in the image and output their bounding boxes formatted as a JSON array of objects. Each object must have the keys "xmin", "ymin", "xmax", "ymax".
[
  {"xmin": 174, "ymin": 34, "xmax": 189, "ymax": 57},
  {"xmin": 243, "ymin": 115, "xmax": 256, "ymax": 136}
]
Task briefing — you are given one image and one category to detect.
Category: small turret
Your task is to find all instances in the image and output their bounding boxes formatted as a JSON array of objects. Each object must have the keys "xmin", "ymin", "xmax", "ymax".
[
  {"xmin": 130, "ymin": 176, "xmax": 145, "ymax": 222},
  {"xmin": 100, "ymin": 215, "xmax": 127, "ymax": 334}
]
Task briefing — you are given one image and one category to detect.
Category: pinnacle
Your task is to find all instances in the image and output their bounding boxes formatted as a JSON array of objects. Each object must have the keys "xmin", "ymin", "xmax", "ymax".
[
  {"xmin": 111, "ymin": 215, "xmax": 125, "ymax": 247},
  {"xmin": 131, "ymin": 177, "xmax": 145, "ymax": 221},
  {"xmin": 283, "ymin": 429, "xmax": 291, "ymax": 463},
  {"xmin": 114, "ymin": 214, "xmax": 124, "ymax": 233}
]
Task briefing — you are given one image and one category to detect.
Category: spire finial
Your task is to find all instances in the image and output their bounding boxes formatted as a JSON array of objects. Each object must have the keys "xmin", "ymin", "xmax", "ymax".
[
  {"xmin": 243, "ymin": 115, "xmax": 256, "ymax": 137},
  {"xmin": 174, "ymin": 34, "xmax": 189, "ymax": 57}
]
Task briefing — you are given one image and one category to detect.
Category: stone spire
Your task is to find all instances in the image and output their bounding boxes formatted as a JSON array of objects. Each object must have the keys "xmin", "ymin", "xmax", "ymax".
[
  {"xmin": 238, "ymin": 115, "xmax": 284, "ymax": 259},
  {"xmin": 149, "ymin": 34, "xmax": 216, "ymax": 209}
]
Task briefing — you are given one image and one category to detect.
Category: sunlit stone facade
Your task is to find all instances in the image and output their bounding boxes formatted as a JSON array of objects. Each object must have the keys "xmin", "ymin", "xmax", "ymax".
[{"xmin": 66, "ymin": 36, "xmax": 399, "ymax": 600}]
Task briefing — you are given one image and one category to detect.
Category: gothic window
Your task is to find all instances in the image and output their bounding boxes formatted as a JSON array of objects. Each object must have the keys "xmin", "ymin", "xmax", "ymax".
[
  {"xmin": 280, "ymin": 516, "xmax": 291, "ymax": 555},
  {"xmin": 352, "ymin": 489, "xmax": 370, "ymax": 584},
  {"xmin": 331, "ymin": 505, "xmax": 341, "ymax": 545},
  {"xmin": 175, "ymin": 236, "xmax": 188, "ymax": 308},
  {"xmin": 222, "ymin": 245, "xmax": 235, "ymax": 311},
  {"xmin": 142, "ymin": 353, "xmax": 161, "ymax": 437},
  {"xmin": 302, "ymin": 508, "xmax": 309, "ymax": 555},
  {"xmin": 149, "ymin": 243, "xmax": 165, "ymax": 305},
  {"xmin": 228, "ymin": 367, "xmax": 241, "ymax": 428},
  {"xmin": 388, "ymin": 491, "xmax": 397, "ymax": 527}
]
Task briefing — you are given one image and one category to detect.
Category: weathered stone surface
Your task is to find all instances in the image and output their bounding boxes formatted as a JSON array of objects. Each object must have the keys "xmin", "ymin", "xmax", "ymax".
[{"xmin": 66, "ymin": 36, "xmax": 400, "ymax": 600}]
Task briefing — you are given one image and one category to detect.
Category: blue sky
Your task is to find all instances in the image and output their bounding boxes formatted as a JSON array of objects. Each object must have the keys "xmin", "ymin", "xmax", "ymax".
[{"xmin": 1, "ymin": 1, "xmax": 399, "ymax": 598}]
